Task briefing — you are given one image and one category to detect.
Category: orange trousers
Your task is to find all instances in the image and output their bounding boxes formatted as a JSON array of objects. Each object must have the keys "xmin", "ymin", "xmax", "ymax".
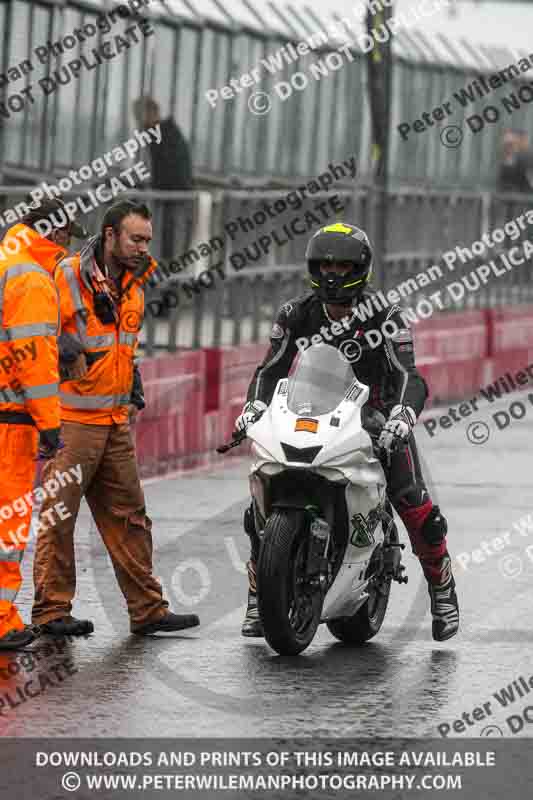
[{"xmin": 0, "ymin": 423, "xmax": 38, "ymax": 638}]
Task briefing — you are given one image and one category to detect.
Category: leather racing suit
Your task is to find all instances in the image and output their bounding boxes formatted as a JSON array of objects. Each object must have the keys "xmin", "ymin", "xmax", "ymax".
[{"xmin": 244, "ymin": 288, "xmax": 449, "ymax": 586}]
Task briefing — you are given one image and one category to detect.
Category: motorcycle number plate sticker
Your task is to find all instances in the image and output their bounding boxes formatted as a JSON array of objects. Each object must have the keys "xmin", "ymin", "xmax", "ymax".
[{"xmin": 295, "ymin": 417, "xmax": 319, "ymax": 433}]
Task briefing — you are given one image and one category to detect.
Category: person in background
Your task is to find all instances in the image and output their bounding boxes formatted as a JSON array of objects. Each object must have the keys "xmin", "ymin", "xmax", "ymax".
[
  {"xmin": 498, "ymin": 129, "xmax": 531, "ymax": 193},
  {"xmin": 133, "ymin": 96, "xmax": 193, "ymax": 261}
]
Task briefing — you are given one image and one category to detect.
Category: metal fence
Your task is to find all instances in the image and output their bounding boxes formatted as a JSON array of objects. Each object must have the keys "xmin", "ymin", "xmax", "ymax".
[
  {"xmin": 2, "ymin": 183, "xmax": 532, "ymax": 355},
  {"xmin": 2, "ymin": 0, "xmax": 533, "ymax": 190}
]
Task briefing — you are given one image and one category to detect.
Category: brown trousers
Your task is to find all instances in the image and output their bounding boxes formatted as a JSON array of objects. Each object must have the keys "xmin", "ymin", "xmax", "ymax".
[{"xmin": 32, "ymin": 421, "xmax": 168, "ymax": 630}]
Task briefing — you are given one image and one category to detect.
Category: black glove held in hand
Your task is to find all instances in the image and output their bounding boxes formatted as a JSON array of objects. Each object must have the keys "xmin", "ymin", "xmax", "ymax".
[{"xmin": 37, "ymin": 428, "xmax": 64, "ymax": 461}]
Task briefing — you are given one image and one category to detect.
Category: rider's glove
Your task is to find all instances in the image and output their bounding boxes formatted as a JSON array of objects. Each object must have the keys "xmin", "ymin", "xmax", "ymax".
[
  {"xmin": 378, "ymin": 405, "xmax": 417, "ymax": 454},
  {"xmin": 235, "ymin": 400, "xmax": 267, "ymax": 432}
]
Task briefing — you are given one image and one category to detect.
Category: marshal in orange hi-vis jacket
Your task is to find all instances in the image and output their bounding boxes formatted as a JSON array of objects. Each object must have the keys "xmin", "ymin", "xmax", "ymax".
[
  {"xmin": 0, "ymin": 221, "xmax": 66, "ymax": 645},
  {"xmin": 32, "ymin": 203, "xmax": 199, "ymax": 638},
  {"xmin": 54, "ymin": 237, "xmax": 155, "ymax": 425}
]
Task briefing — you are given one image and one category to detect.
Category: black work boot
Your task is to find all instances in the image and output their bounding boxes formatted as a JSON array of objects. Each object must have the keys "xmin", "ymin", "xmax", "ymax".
[
  {"xmin": 241, "ymin": 560, "xmax": 263, "ymax": 637},
  {"xmin": 40, "ymin": 616, "xmax": 94, "ymax": 637},
  {"xmin": 132, "ymin": 611, "xmax": 200, "ymax": 636},
  {"xmin": 0, "ymin": 625, "xmax": 40, "ymax": 650},
  {"xmin": 427, "ymin": 555, "xmax": 459, "ymax": 642}
]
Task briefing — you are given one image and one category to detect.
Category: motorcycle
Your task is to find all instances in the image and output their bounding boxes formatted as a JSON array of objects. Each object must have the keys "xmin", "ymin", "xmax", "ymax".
[{"xmin": 217, "ymin": 343, "xmax": 408, "ymax": 656}]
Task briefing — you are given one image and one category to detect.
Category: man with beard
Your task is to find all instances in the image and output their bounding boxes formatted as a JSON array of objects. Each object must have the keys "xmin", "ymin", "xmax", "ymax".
[{"xmin": 31, "ymin": 200, "xmax": 200, "ymax": 637}]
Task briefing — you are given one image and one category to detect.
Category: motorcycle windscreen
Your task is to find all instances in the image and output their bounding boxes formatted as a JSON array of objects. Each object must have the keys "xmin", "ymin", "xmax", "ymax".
[{"xmin": 287, "ymin": 343, "xmax": 355, "ymax": 416}]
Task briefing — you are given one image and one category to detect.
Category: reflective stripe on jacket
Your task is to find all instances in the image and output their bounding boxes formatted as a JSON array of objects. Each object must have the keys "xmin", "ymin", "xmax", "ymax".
[
  {"xmin": 0, "ymin": 224, "xmax": 65, "ymax": 430},
  {"xmin": 57, "ymin": 236, "xmax": 156, "ymax": 424}
]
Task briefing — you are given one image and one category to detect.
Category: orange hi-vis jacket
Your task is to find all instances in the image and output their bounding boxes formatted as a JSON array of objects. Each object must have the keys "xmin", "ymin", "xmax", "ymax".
[
  {"xmin": 0, "ymin": 224, "xmax": 65, "ymax": 430},
  {"xmin": 56, "ymin": 235, "xmax": 157, "ymax": 425}
]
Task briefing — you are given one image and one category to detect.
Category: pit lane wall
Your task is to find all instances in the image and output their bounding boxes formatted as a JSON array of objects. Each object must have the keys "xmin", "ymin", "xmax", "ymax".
[{"xmin": 134, "ymin": 306, "xmax": 533, "ymax": 477}]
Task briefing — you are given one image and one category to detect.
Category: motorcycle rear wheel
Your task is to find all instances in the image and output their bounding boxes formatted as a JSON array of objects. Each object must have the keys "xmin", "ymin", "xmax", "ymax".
[
  {"xmin": 326, "ymin": 544, "xmax": 392, "ymax": 644},
  {"xmin": 257, "ymin": 508, "xmax": 323, "ymax": 656}
]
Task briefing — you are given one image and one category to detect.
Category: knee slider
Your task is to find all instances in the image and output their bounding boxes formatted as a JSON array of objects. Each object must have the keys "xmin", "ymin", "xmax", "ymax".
[{"xmin": 421, "ymin": 505, "xmax": 447, "ymax": 545}]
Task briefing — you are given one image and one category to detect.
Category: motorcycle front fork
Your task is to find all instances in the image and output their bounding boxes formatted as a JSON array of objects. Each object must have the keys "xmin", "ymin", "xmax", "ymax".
[{"xmin": 380, "ymin": 504, "xmax": 408, "ymax": 584}]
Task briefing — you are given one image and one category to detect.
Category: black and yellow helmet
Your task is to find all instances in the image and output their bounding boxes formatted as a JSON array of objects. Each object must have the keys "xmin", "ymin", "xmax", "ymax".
[{"xmin": 305, "ymin": 222, "xmax": 373, "ymax": 304}]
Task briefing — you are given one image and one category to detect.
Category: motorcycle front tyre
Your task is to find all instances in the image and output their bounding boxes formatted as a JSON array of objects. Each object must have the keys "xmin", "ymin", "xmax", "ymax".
[{"xmin": 257, "ymin": 508, "xmax": 323, "ymax": 656}]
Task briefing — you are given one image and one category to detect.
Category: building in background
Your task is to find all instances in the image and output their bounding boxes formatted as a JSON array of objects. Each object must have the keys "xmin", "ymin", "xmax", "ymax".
[{"xmin": 1, "ymin": 0, "xmax": 533, "ymax": 192}]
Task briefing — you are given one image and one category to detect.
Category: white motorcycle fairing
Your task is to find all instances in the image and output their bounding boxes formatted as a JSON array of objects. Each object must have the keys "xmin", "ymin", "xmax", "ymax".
[{"xmin": 248, "ymin": 371, "xmax": 388, "ymax": 622}]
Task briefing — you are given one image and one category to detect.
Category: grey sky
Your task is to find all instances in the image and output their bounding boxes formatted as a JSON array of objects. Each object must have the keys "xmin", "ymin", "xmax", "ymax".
[{"xmin": 297, "ymin": 0, "xmax": 533, "ymax": 52}]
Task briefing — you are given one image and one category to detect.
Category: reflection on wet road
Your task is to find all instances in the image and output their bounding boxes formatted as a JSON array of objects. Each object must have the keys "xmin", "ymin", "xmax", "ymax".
[{"xmin": 1, "ymin": 394, "xmax": 532, "ymax": 740}]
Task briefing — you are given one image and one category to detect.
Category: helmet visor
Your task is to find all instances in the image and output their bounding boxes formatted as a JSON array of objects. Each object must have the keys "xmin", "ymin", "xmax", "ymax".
[{"xmin": 306, "ymin": 231, "xmax": 371, "ymax": 268}]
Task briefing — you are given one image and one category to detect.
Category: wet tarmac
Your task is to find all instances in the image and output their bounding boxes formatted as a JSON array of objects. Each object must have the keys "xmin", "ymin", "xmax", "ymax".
[{"xmin": 1, "ymin": 391, "xmax": 532, "ymax": 741}]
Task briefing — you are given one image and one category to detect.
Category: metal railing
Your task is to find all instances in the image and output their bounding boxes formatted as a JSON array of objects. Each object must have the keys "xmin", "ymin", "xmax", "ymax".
[
  {"xmin": 3, "ymin": 1, "xmax": 533, "ymax": 189},
  {"xmin": 1, "ymin": 183, "xmax": 532, "ymax": 354}
]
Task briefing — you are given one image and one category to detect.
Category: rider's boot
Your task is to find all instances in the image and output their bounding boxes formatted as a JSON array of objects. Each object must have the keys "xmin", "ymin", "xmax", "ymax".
[
  {"xmin": 398, "ymin": 499, "xmax": 459, "ymax": 642},
  {"xmin": 241, "ymin": 560, "xmax": 264, "ymax": 637},
  {"xmin": 426, "ymin": 552, "xmax": 459, "ymax": 642},
  {"xmin": 242, "ymin": 504, "xmax": 264, "ymax": 637}
]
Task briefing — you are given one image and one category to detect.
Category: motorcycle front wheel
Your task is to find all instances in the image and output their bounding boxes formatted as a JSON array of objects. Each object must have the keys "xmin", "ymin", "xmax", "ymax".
[{"xmin": 257, "ymin": 508, "xmax": 323, "ymax": 656}]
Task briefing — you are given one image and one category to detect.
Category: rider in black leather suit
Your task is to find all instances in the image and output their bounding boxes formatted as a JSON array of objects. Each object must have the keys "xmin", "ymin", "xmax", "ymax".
[{"xmin": 235, "ymin": 223, "xmax": 459, "ymax": 643}]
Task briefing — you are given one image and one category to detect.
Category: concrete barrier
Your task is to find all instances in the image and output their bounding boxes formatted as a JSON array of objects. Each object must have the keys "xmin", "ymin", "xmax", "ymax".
[{"xmin": 135, "ymin": 306, "xmax": 533, "ymax": 476}]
